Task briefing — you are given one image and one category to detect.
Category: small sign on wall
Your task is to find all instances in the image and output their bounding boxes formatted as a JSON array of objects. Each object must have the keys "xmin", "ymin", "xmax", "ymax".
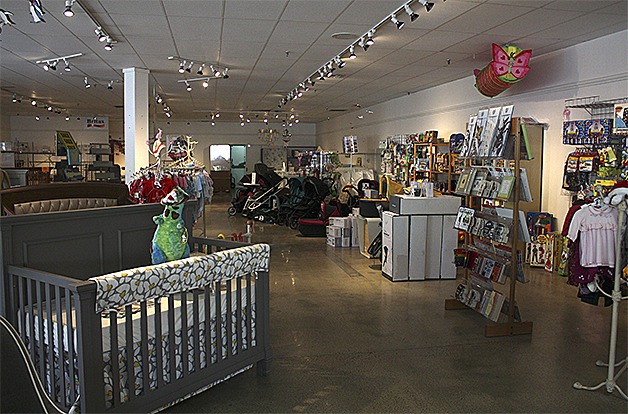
[{"xmin": 85, "ymin": 116, "xmax": 107, "ymax": 129}]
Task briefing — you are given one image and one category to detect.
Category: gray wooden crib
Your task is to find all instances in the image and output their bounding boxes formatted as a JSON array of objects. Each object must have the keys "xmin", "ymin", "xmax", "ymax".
[{"xmin": 0, "ymin": 203, "xmax": 272, "ymax": 413}]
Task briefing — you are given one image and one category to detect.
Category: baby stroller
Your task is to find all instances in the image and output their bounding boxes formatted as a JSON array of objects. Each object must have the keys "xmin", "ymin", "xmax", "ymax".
[
  {"xmin": 285, "ymin": 176, "xmax": 330, "ymax": 229},
  {"xmin": 296, "ymin": 198, "xmax": 342, "ymax": 237},
  {"xmin": 241, "ymin": 163, "xmax": 288, "ymax": 223},
  {"xmin": 276, "ymin": 176, "xmax": 306, "ymax": 225},
  {"xmin": 228, "ymin": 174, "xmax": 256, "ymax": 216}
]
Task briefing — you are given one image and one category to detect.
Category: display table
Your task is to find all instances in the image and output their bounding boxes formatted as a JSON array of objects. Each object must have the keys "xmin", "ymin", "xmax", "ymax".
[
  {"xmin": 382, "ymin": 195, "xmax": 461, "ymax": 281},
  {"xmin": 357, "ymin": 215, "xmax": 381, "ymax": 258}
]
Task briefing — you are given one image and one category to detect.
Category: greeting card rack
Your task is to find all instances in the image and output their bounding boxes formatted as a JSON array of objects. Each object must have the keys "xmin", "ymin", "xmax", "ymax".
[{"xmin": 445, "ymin": 117, "xmax": 533, "ymax": 337}]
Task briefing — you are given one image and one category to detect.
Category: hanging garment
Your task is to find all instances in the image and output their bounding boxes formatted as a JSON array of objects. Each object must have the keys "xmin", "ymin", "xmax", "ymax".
[{"xmin": 567, "ymin": 204, "xmax": 618, "ymax": 268}]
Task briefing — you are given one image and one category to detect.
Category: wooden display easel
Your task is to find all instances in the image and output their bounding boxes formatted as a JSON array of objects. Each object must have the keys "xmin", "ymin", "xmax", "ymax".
[{"xmin": 445, "ymin": 118, "xmax": 533, "ymax": 337}]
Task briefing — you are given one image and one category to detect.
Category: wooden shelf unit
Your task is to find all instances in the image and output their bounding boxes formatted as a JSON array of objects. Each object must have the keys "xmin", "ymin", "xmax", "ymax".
[
  {"xmin": 411, "ymin": 142, "xmax": 457, "ymax": 193},
  {"xmin": 445, "ymin": 117, "xmax": 533, "ymax": 338}
]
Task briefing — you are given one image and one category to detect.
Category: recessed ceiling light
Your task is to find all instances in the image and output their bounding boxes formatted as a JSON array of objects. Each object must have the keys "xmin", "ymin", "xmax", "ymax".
[{"xmin": 331, "ymin": 32, "xmax": 358, "ymax": 40}]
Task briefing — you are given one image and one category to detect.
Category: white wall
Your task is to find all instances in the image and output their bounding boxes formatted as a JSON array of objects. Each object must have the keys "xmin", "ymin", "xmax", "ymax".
[
  {"xmin": 0, "ymin": 111, "xmax": 11, "ymax": 143},
  {"xmin": 317, "ymin": 30, "xmax": 628, "ymax": 227},
  {"xmin": 9, "ymin": 115, "xmax": 109, "ymax": 150},
  {"xmin": 152, "ymin": 120, "xmax": 317, "ymax": 172}
]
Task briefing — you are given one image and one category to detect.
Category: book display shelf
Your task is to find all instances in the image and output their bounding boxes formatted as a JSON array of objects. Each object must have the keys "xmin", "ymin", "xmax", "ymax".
[{"xmin": 445, "ymin": 113, "xmax": 534, "ymax": 338}]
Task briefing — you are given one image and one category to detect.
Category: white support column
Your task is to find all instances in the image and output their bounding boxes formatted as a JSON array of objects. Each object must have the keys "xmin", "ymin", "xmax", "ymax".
[{"xmin": 123, "ymin": 67, "xmax": 150, "ymax": 184}]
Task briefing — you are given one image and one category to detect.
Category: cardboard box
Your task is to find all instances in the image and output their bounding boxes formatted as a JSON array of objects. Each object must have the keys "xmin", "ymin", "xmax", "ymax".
[
  {"xmin": 389, "ymin": 195, "xmax": 461, "ymax": 215},
  {"xmin": 327, "ymin": 236, "xmax": 341, "ymax": 247},
  {"xmin": 341, "ymin": 237, "xmax": 351, "ymax": 247}
]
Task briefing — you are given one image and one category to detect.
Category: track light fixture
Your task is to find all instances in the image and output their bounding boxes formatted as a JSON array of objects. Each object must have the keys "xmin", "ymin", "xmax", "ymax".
[
  {"xmin": 65, "ymin": 116, "xmax": 70, "ymax": 121},
  {"xmin": 84, "ymin": 77, "xmax": 91, "ymax": 88},
  {"xmin": 185, "ymin": 81, "xmax": 192, "ymax": 91},
  {"xmin": 107, "ymin": 81, "xmax": 114, "ymax": 90},
  {"xmin": 64, "ymin": 0, "xmax": 75, "ymax": 17},
  {"xmin": 202, "ymin": 79, "xmax": 209, "ymax": 88},
  {"xmin": 35, "ymin": 116, "xmax": 40, "ymax": 121},
  {"xmin": 404, "ymin": 4, "xmax": 419, "ymax": 21},
  {"xmin": 12, "ymin": 94, "xmax": 17, "ymax": 103},
  {"xmin": 359, "ymin": 37, "xmax": 369, "ymax": 51},
  {"xmin": 104, "ymin": 37, "xmax": 113, "ymax": 51},
  {"xmin": 391, "ymin": 14, "xmax": 404, "ymax": 29},
  {"xmin": 31, "ymin": 99, "xmax": 37, "ymax": 106},
  {"xmin": 366, "ymin": 31, "xmax": 375, "ymax": 46},
  {"xmin": 47, "ymin": 105, "xmax": 53, "ymax": 112},
  {"xmin": 279, "ymin": 0, "xmax": 446, "ymax": 109},
  {"xmin": 418, "ymin": 0, "xmax": 435, "ymax": 12},
  {"xmin": 169, "ymin": 56, "xmax": 229, "ymax": 80},
  {"xmin": 36, "ymin": 53, "xmax": 83, "ymax": 73},
  {"xmin": 95, "ymin": 27, "xmax": 107, "ymax": 42}
]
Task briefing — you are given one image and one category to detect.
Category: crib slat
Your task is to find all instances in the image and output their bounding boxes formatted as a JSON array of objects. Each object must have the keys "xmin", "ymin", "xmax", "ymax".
[
  {"xmin": 236, "ymin": 278, "xmax": 243, "ymax": 355},
  {"xmin": 140, "ymin": 301, "xmax": 149, "ymax": 395},
  {"xmin": 154, "ymin": 298, "xmax": 164, "ymax": 389},
  {"xmin": 45, "ymin": 282, "xmax": 56, "ymax": 402},
  {"xmin": 204, "ymin": 288, "xmax": 211, "ymax": 366},
  {"xmin": 125, "ymin": 305, "xmax": 135, "ymax": 401},
  {"xmin": 55, "ymin": 286, "xmax": 65, "ymax": 405},
  {"xmin": 246, "ymin": 274, "xmax": 252, "ymax": 350},
  {"xmin": 226, "ymin": 280, "xmax": 232, "ymax": 358},
  {"xmin": 36, "ymin": 281, "xmax": 45, "ymax": 376},
  {"xmin": 192, "ymin": 290, "xmax": 200, "ymax": 373},
  {"xmin": 17, "ymin": 277, "xmax": 25, "ymax": 344},
  {"xmin": 65, "ymin": 288, "xmax": 76, "ymax": 404},
  {"xmin": 215, "ymin": 281, "xmax": 222, "ymax": 361},
  {"xmin": 167, "ymin": 296, "xmax": 176, "ymax": 383},
  {"xmin": 109, "ymin": 311, "xmax": 120, "ymax": 407},
  {"xmin": 180, "ymin": 292, "xmax": 189, "ymax": 377},
  {"xmin": 8, "ymin": 273, "xmax": 15, "ymax": 326},
  {"xmin": 17, "ymin": 277, "xmax": 35, "ymax": 361}
]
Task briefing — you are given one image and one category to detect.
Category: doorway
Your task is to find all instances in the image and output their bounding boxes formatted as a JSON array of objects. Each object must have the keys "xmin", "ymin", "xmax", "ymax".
[{"xmin": 230, "ymin": 145, "xmax": 246, "ymax": 189}]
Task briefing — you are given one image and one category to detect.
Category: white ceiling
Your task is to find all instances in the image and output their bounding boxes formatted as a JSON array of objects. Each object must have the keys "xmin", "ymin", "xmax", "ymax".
[{"xmin": 1, "ymin": 0, "xmax": 626, "ymax": 123}]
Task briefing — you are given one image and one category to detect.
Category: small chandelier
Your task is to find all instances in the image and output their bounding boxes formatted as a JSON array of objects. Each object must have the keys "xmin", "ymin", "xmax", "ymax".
[
  {"xmin": 258, "ymin": 128, "xmax": 279, "ymax": 145},
  {"xmin": 282, "ymin": 128, "xmax": 292, "ymax": 146}
]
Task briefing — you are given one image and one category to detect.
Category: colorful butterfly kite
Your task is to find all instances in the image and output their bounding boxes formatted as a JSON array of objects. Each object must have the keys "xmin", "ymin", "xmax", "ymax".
[{"xmin": 474, "ymin": 44, "xmax": 532, "ymax": 97}]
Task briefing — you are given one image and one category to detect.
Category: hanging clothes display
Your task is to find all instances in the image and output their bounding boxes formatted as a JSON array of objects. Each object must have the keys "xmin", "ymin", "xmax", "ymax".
[{"xmin": 129, "ymin": 168, "xmax": 213, "ymax": 206}]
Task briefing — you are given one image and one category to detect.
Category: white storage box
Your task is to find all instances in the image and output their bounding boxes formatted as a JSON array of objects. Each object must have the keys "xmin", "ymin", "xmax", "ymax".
[
  {"xmin": 329, "ymin": 217, "xmax": 352, "ymax": 228},
  {"xmin": 327, "ymin": 226, "xmax": 351, "ymax": 238},
  {"xmin": 389, "ymin": 195, "xmax": 461, "ymax": 215}
]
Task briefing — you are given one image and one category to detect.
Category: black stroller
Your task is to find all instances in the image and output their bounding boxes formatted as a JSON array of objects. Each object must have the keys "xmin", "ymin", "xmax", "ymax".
[
  {"xmin": 285, "ymin": 176, "xmax": 330, "ymax": 229},
  {"xmin": 240, "ymin": 163, "xmax": 288, "ymax": 223}
]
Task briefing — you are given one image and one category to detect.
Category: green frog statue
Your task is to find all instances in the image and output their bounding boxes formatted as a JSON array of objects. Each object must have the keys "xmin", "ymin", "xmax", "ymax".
[{"xmin": 151, "ymin": 187, "xmax": 190, "ymax": 264}]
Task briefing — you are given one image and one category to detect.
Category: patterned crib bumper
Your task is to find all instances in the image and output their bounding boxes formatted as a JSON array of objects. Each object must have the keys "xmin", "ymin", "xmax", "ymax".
[{"xmin": 90, "ymin": 243, "xmax": 271, "ymax": 313}]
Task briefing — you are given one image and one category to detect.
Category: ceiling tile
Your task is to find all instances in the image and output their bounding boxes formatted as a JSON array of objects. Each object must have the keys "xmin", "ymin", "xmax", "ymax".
[
  {"xmin": 281, "ymin": 0, "xmax": 352, "ymax": 23},
  {"xmin": 530, "ymin": 13, "xmax": 628, "ymax": 39},
  {"xmin": 168, "ymin": 17, "xmax": 222, "ymax": 41},
  {"xmin": 443, "ymin": 34, "xmax": 516, "ymax": 54},
  {"xmin": 268, "ymin": 20, "xmax": 332, "ymax": 44},
  {"xmin": 101, "ymin": 0, "xmax": 165, "ymax": 16},
  {"xmin": 484, "ymin": 8, "xmax": 584, "ymax": 38},
  {"xmin": 437, "ymin": 3, "xmax": 536, "ymax": 33},
  {"xmin": 404, "ymin": 30, "xmax": 476, "ymax": 52},
  {"xmin": 224, "ymin": 0, "xmax": 287, "ymax": 20},
  {"xmin": 114, "ymin": 15, "xmax": 170, "ymax": 36},
  {"xmin": 543, "ymin": 0, "xmax": 619, "ymax": 12},
  {"xmin": 162, "ymin": 0, "xmax": 225, "ymax": 18},
  {"xmin": 222, "ymin": 18, "xmax": 277, "ymax": 43}
]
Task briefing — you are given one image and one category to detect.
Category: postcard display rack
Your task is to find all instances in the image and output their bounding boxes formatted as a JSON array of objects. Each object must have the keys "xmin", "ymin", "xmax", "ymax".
[{"xmin": 445, "ymin": 106, "xmax": 534, "ymax": 337}]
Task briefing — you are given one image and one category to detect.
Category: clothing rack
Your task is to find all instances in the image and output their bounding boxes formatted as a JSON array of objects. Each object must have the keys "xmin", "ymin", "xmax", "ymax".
[{"xmin": 573, "ymin": 196, "xmax": 628, "ymax": 400}]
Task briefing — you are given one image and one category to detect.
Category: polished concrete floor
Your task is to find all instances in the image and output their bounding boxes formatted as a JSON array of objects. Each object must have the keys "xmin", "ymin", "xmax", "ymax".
[{"xmin": 169, "ymin": 194, "xmax": 628, "ymax": 413}]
